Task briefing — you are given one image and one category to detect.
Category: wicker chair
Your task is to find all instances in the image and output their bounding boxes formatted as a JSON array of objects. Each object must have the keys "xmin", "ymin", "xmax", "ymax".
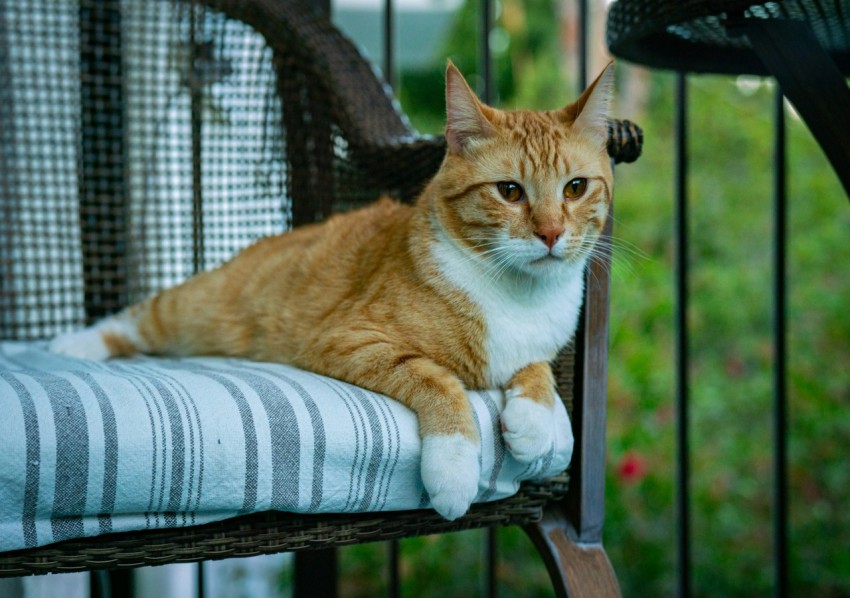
[{"xmin": 0, "ymin": 0, "xmax": 642, "ymax": 595}]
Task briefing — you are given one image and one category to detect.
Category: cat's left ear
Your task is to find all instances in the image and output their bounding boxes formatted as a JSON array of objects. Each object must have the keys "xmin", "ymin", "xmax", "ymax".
[{"xmin": 561, "ymin": 61, "xmax": 614, "ymax": 144}]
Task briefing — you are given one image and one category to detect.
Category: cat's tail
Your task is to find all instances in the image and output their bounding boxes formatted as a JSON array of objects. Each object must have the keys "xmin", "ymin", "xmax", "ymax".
[
  {"xmin": 48, "ymin": 269, "xmax": 223, "ymax": 361},
  {"xmin": 49, "ymin": 298, "xmax": 162, "ymax": 361},
  {"xmin": 49, "ymin": 270, "xmax": 242, "ymax": 361}
]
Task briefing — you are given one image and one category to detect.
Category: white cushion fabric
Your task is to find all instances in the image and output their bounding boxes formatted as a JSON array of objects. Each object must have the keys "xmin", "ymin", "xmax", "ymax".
[{"xmin": 0, "ymin": 341, "xmax": 572, "ymax": 552}]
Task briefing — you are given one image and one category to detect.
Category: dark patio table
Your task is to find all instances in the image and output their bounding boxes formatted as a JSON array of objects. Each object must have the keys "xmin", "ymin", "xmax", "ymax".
[{"xmin": 607, "ymin": 0, "xmax": 850, "ymax": 199}]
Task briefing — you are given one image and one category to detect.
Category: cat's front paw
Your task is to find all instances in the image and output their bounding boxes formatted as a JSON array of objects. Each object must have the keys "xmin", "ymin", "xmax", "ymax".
[
  {"xmin": 49, "ymin": 328, "xmax": 111, "ymax": 361},
  {"xmin": 420, "ymin": 434, "xmax": 480, "ymax": 520},
  {"xmin": 500, "ymin": 390, "xmax": 555, "ymax": 463}
]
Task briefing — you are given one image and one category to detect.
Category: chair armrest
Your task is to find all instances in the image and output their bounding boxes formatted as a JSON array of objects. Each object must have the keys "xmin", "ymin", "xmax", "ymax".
[{"xmin": 607, "ymin": 119, "xmax": 643, "ymax": 164}]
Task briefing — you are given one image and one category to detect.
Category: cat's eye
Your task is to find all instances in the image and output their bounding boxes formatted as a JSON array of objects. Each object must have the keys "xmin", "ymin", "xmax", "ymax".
[
  {"xmin": 563, "ymin": 178, "xmax": 588, "ymax": 200},
  {"xmin": 497, "ymin": 181, "xmax": 525, "ymax": 203}
]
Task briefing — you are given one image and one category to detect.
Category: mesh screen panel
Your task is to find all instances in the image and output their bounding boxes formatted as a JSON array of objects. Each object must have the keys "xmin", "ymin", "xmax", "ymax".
[
  {"xmin": 1, "ymin": 0, "xmax": 288, "ymax": 338},
  {"xmin": 0, "ymin": 0, "xmax": 435, "ymax": 340}
]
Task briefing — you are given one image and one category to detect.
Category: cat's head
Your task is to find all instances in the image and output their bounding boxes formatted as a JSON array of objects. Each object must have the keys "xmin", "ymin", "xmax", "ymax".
[{"xmin": 432, "ymin": 61, "xmax": 614, "ymax": 279}]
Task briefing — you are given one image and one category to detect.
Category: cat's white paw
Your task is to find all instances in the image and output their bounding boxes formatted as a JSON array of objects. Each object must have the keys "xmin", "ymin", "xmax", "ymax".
[
  {"xmin": 49, "ymin": 328, "xmax": 111, "ymax": 361},
  {"xmin": 501, "ymin": 391, "xmax": 555, "ymax": 463},
  {"xmin": 420, "ymin": 433, "xmax": 480, "ymax": 520}
]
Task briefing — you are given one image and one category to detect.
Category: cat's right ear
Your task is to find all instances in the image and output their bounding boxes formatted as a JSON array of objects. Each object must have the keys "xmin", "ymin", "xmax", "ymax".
[{"xmin": 445, "ymin": 61, "xmax": 495, "ymax": 154}]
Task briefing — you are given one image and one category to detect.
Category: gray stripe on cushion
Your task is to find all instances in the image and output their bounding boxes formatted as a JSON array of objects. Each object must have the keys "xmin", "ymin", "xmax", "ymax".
[
  {"xmin": 207, "ymin": 368, "xmax": 302, "ymax": 510},
  {"xmin": 351, "ymin": 384, "xmax": 400, "ymax": 511},
  {"xmin": 183, "ymin": 382, "xmax": 205, "ymax": 521},
  {"xmin": 272, "ymin": 373, "xmax": 326, "ymax": 513},
  {"xmin": 71, "ymin": 371, "xmax": 118, "ymax": 535},
  {"xmin": 480, "ymin": 391, "xmax": 506, "ymax": 502},
  {"xmin": 116, "ymin": 370, "xmax": 165, "ymax": 528},
  {"xmin": 471, "ymin": 403, "xmax": 483, "ymax": 501},
  {"xmin": 135, "ymin": 371, "xmax": 193, "ymax": 526},
  {"xmin": 171, "ymin": 360, "xmax": 316, "ymax": 511},
  {"xmin": 153, "ymin": 370, "xmax": 205, "ymax": 524},
  {"xmin": 227, "ymin": 363, "xmax": 328, "ymax": 513},
  {"xmin": 165, "ymin": 375, "xmax": 198, "ymax": 525},
  {"xmin": 142, "ymin": 377, "xmax": 169, "ymax": 524},
  {"xmin": 318, "ymin": 378, "xmax": 364, "ymax": 511},
  {"xmin": 537, "ymin": 441, "xmax": 555, "ymax": 476},
  {"xmin": 324, "ymin": 379, "xmax": 378, "ymax": 511},
  {"xmin": 343, "ymin": 384, "xmax": 389, "ymax": 512},
  {"xmin": 191, "ymin": 371, "xmax": 259, "ymax": 513},
  {"xmin": 26, "ymin": 372, "xmax": 88, "ymax": 543},
  {"xmin": 143, "ymin": 377, "xmax": 187, "ymax": 525},
  {"xmin": 0, "ymin": 372, "xmax": 40, "ymax": 547}
]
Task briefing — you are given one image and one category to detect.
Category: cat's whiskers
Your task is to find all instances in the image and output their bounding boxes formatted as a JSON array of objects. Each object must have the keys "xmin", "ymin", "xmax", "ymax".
[
  {"xmin": 585, "ymin": 235, "xmax": 648, "ymax": 280},
  {"xmin": 428, "ymin": 236, "xmax": 516, "ymax": 291},
  {"xmin": 479, "ymin": 246, "xmax": 520, "ymax": 287},
  {"xmin": 457, "ymin": 241, "xmax": 508, "ymax": 274},
  {"xmin": 596, "ymin": 235, "xmax": 650, "ymax": 263}
]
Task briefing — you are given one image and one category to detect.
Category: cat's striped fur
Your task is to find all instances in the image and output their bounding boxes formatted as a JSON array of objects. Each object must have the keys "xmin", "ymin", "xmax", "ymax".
[{"xmin": 51, "ymin": 62, "xmax": 615, "ymax": 520}]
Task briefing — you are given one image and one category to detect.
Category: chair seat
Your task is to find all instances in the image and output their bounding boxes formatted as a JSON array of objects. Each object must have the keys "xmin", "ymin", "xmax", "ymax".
[{"xmin": 0, "ymin": 342, "xmax": 573, "ymax": 554}]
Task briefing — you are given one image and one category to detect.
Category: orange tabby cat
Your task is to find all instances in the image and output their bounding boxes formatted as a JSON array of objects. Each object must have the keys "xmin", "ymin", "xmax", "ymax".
[{"xmin": 50, "ymin": 62, "xmax": 614, "ymax": 520}]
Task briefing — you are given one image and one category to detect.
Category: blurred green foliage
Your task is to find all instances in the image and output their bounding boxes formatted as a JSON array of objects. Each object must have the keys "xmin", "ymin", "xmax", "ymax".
[
  {"xmin": 315, "ymin": 1, "xmax": 850, "ymax": 596},
  {"xmin": 605, "ymin": 72, "xmax": 850, "ymax": 597},
  {"xmin": 398, "ymin": 0, "xmax": 568, "ymax": 134}
]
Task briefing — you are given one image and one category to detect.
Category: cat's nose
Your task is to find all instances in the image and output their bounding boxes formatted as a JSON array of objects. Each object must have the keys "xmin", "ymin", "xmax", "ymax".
[{"xmin": 535, "ymin": 224, "xmax": 565, "ymax": 250}]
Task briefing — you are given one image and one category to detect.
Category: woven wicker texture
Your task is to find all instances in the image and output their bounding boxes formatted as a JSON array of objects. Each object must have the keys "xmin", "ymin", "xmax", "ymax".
[
  {"xmin": 0, "ymin": 475, "xmax": 569, "ymax": 577},
  {"xmin": 608, "ymin": 0, "xmax": 850, "ymax": 75},
  {"xmin": 0, "ymin": 0, "xmax": 642, "ymax": 577}
]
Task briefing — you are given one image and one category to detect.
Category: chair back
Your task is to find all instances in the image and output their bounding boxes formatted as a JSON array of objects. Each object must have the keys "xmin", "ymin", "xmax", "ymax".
[{"xmin": 0, "ymin": 0, "xmax": 442, "ymax": 339}]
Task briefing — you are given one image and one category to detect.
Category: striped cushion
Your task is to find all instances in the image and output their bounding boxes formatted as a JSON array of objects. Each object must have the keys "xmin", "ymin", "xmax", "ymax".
[{"xmin": 0, "ymin": 341, "xmax": 572, "ymax": 552}]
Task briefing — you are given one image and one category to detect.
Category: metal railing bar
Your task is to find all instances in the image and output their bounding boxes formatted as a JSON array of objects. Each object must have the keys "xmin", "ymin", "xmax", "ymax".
[
  {"xmin": 388, "ymin": 540, "xmax": 400, "ymax": 598},
  {"xmin": 479, "ymin": 0, "xmax": 492, "ymax": 104},
  {"xmin": 578, "ymin": 0, "xmax": 588, "ymax": 91},
  {"xmin": 772, "ymin": 86, "xmax": 789, "ymax": 598},
  {"xmin": 485, "ymin": 528, "xmax": 497, "ymax": 598},
  {"xmin": 190, "ymin": 6, "xmax": 205, "ymax": 275},
  {"xmin": 383, "ymin": 0, "xmax": 395, "ymax": 89},
  {"xmin": 480, "ymin": 0, "xmax": 495, "ymax": 592},
  {"xmin": 79, "ymin": 0, "xmax": 129, "ymax": 321},
  {"xmin": 674, "ymin": 70, "xmax": 691, "ymax": 598},
  {"xmin": 386, "ymin": 0, "xmax": 398, "ymax": 590}
]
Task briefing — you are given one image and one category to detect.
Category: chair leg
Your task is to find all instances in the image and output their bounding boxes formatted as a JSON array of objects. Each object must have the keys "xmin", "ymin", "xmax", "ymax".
[
  {"xmin": 294, "ymin": 548, "xmax": 338, "ymax": 598},
  {"xmin": 524, "ymin": 514, "xmax": 621, "ymax": 598},
  {"xmin": 89, "ymin": 570, "xmax": 134, "ymax": 598}
]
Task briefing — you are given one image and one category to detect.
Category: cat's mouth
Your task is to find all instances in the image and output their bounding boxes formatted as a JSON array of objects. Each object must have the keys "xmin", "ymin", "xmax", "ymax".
[{"xmin": 531, "ymin": 254, "xmax": 563, "ymax": 265}]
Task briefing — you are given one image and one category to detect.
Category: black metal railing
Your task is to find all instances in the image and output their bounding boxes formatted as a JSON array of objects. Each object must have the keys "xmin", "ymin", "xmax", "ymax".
[
  {"xmin": 673, "ymin": 71, "xmax": 691, "ymax": 598},
  {"xmin": 673, "ymin": 75, "xmax": 792, "ymax": 597}
]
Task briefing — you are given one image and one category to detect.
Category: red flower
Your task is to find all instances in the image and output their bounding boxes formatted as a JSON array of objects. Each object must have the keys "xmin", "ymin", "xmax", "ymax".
[{"xmin": 617, "ymin": 452, "xmax": 647, "ymax": 485}]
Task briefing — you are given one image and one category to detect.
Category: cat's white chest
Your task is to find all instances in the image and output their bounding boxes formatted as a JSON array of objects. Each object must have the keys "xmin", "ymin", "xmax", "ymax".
[
  {"xmin": 432, "ymin": 238, "xmax": 585, "ymax": 387},
  {"xmin": 481, "ymin": 286, "xmax": 582, "ymax": 386}
]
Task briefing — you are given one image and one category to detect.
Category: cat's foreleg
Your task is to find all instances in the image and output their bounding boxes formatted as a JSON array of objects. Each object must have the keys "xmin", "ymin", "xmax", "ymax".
[
  {"xmin": 304, "ymin": 333, "xmax": 481, "ymax": 520},
  {"xmin": 501, "ymin": 361, "xmax": 558, "ymax": 463}
]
